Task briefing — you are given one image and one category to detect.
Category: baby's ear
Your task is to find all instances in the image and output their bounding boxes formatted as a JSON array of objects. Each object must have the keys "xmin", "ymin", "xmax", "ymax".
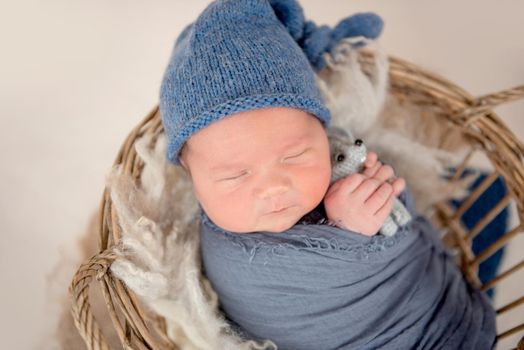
[
  {"xmin": 178, "ymin": 144, "xmax": 188, "ymax": 165},
  {"xmin": 179, "ymin": 155, "xmax": 187, "ymax": 169},
  {"xmin": 179, "ymin": 158, "xmax": 191, "ymax": 177}
]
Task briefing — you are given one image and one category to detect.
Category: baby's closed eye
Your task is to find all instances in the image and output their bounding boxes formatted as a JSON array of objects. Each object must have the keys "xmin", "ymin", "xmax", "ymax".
[
  {"xmin": 284, "ymin": 148, "xmax": 309, "ymax": 159},
  {"xmin": 214, "ymin": 147, "xmax": 315, "ymax": 185},
  {"xmin": 217, "ymin": 170, "xmax": 251, "ymax": 182},
  {"xmin": 282, "ymin": 147, "xmax": 313, "ymax": 163}
]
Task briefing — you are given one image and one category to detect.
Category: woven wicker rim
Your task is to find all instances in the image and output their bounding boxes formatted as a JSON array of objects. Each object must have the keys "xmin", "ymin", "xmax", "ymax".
[{"xmin": 70, "ymin": 53, "xmax": 524, "ymax": 350}]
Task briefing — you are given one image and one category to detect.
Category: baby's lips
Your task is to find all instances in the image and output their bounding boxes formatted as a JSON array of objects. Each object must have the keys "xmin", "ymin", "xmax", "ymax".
[{"xmin": 264, "ymin": 199, "xmax": 297, "ymax": 215}]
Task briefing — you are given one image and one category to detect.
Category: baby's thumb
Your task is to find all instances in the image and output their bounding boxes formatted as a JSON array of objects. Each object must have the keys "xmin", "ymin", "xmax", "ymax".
[{"xmin": 327, "ymin": 173, "xmax": 366, "ymax": 197}]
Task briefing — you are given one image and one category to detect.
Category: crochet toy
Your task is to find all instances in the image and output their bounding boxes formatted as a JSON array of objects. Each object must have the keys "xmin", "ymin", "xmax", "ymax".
[{"xmin": 327, "ymin": 126, "xmax": 412, "ymax": 236}]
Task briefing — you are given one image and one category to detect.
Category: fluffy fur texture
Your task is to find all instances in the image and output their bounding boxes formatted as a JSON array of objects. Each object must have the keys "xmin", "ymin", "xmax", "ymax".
[
  {"xmin": 90, "ymin": 42, "xmax": 475, "ymax": 349},
  {"xmin": 317, "ymin": 38, "xmax": 476, "ymax": 217}
]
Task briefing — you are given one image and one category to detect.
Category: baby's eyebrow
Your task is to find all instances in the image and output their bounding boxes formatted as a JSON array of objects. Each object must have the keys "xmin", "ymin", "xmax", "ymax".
[
  {"xmin": 210, "ymin": 162, "xmax": 249, "ymax": 173},
  {"xmin": 278, "ymin": 137, "xmax": 309, "ymax": 152}
]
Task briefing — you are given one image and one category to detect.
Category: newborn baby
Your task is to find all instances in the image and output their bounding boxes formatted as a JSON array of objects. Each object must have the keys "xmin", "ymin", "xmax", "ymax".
[
  {"xmin": 158, "ymin": 0, "xmax": 497, "ymax": 348},
  {"xmin": 180, "ymin": 107, "xmax": 496, "ymax": 350}
]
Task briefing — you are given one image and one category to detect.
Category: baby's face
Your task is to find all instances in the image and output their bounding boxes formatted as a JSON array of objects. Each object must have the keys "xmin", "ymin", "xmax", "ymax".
[{"xmin": 180, "ymin": 107, "xmax": 332, "ymax": 233}]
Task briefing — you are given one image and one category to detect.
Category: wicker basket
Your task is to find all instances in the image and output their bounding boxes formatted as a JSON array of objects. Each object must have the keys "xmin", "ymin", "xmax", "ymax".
[{"xmin": 70, "ymin": 53, "xmax": 524, "ymax": 350}]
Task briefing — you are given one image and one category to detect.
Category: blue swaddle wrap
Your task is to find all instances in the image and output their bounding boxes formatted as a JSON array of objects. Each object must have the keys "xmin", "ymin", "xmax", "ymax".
[{"xmin": 199, "ymin": 189, "xmax": 497, "ymax": 349}]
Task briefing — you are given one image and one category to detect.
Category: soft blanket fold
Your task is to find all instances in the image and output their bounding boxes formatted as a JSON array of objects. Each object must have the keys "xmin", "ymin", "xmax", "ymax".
[{"xmin": 199, "ymin": 189, "xmax": 496, "ymax": 350}]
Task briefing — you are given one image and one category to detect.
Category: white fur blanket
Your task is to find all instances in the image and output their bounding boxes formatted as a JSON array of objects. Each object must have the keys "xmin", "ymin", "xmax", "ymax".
[{"xmin": 108, "ymin": 42, "xmax": 474, "ymax": 350}]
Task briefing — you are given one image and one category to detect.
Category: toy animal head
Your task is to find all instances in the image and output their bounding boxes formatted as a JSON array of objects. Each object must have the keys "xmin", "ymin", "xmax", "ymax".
[{"xmin": 327, "ymin": 126, "xmax": 367, "ymax": 184}]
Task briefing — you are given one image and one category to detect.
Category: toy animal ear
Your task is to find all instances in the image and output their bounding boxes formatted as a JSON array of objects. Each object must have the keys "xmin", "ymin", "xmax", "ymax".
[{"xmin": 327, "ymin": 126, "xmax": 354, "ymax": 141}]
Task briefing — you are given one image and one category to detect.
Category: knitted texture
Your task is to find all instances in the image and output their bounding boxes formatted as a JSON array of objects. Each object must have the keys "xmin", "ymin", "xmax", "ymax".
[{"xmin": 159, "ymin": 0, "xmax": 383, "ymax": 164}]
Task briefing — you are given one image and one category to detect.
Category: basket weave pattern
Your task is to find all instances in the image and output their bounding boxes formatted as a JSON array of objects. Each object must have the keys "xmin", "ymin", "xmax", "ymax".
[{"xmin": 70, "ymin": 54, "xmax": 524, "ymax": 350}]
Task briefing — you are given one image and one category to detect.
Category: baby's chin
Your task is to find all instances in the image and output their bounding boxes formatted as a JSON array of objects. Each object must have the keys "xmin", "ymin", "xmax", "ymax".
[
  {"xmin": 216, "ymin": 209, "xmax": 302, "ymax": 233},
  {"xmin": 256, "ymin": 220, "xmax": 296, "ymax": 233}
]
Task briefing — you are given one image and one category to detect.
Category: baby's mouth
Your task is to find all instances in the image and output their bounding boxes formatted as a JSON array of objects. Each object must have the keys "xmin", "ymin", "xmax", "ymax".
[{"xmin": 267, "ymin": 205, "xmax": 296, "ymax": 215}]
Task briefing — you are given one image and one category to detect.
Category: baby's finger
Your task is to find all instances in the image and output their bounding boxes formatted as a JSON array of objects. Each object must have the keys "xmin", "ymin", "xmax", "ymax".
[
  {"xmin": 364, "ymin": 151, "xmax": 378, "ymax": 168},
  {"xmin": 374, "ymin": 192, "xmax": 394, "ymax": 219},
  {"xmin": 363, "ymin": 181, "xmax": 393, "ymax": 212},
  {"xmin": 340, "ymin": 173, "xmax": 368, "ymax": 194},
  {"xmin": 363, "ymin": 160, "xmax": 382, "ymax": 178},
  {"xmin": 390, "ymin": 177, "xmax": 406, "ymax": 196},
  {"xmin": 352, "ymin": 177, "xmax": 383, "ymax": 202},
  {"xmin": 373, "ymin": 164, "xmax": 395, "ymax": 183},
  {"xmin": 326, "ymin": 173, "xmax": 366, "ymax": 197}
]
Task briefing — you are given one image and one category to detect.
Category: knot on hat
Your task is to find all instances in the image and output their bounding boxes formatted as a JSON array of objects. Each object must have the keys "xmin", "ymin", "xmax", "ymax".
[{"xmin": 269, "ymin": 0, "xmax": 383, "ymax": 71}]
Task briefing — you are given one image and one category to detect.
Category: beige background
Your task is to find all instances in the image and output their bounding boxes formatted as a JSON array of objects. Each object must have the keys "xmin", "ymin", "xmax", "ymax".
[{"xmin": 0, "ymin": 0, "xmax": 523, "ymax": 349}]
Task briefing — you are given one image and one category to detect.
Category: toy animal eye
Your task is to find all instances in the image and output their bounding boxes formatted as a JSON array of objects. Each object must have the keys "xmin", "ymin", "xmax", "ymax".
[
  {"xmin": 354, "ymin": 139, "xmax": 363, "ymax": 146},
  {"xmin": 336, "ymin": 154, "xmax": 345, "ymax": 162}
]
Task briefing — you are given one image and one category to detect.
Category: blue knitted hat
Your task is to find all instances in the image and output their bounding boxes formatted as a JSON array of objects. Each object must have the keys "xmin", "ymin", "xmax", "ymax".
[{"xmin": 159, "ymin": 0, "xmax": 383, "ymax": 165}]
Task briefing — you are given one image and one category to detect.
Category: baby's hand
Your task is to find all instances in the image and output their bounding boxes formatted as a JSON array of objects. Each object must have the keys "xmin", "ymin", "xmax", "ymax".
[
  {"xmin": 324, "ymin": 173, "xmax": 395, "ymax": 236},
  {"xmin": 363, "ymin": 151, "xmax": 405, "ymax": 196}
]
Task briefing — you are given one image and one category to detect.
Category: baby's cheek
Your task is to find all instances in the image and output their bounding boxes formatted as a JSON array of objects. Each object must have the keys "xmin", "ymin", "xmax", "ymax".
[
  {"xmin": 201, "ymin": 192, "xmax": 256, "ymax": 233},
  {"xmin": 189, "ymin": 170, "xmax": 259, "ymax": 232},
  {"xmin": 298, "ymin": 165, "xmax": 331, "ymax": 209}
]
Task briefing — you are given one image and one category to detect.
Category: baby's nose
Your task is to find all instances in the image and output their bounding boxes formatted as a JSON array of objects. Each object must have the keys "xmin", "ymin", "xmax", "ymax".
[
  {"xmin": 258, "ymin": 185, "xmax": 289, "ymax": 200},
  {"xmin": 255, "ymin": 173, "xmax": 291, "ymax": 199}
]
